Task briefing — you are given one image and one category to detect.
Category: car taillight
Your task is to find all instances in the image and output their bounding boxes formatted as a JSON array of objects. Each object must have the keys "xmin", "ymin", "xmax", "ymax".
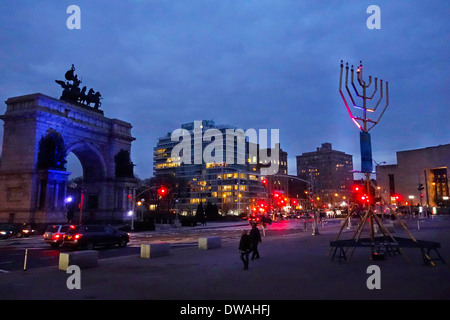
[
  {"xmin": 74, "ymin": 234, "xmax": 82, "ymax": 240},
  {"xmin": 52, "ymin": 234, "xmax": 61, "ymax": 240}
]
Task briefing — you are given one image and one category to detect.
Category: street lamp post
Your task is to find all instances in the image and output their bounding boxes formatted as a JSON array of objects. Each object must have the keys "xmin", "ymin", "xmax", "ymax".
[{"xmin": 79, "ymin": 189, "xmax": 85, "ymax": 225}]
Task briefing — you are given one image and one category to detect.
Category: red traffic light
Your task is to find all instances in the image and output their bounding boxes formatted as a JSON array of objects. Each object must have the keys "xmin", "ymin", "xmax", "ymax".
[
  {"xmin": 157, "ymin": 186, "xmax": 167, "ymax": 197},
  {"xmin": 261, "ymin": 178, "xmax": 268, "ymax": 186}
]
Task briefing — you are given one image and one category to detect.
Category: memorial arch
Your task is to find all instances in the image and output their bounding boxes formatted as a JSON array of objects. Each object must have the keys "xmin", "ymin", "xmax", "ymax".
[{"xmin": 0, "ymin": 92, "xmax": 137, "ymax": 224}]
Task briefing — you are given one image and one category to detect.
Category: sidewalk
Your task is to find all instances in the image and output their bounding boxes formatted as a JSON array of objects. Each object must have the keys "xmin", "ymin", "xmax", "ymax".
[
  {"xmin": 151, "ymin": 220, "xmax": 249, "ymax": 232},
  {"xmin": 1, "ymin": 216, "xmax": 449, "ymax": 300}
]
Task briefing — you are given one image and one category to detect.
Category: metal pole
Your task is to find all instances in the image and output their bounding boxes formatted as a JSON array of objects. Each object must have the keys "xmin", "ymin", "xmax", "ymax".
[
  {"xmin": 23, "ymin": 249, "xmax": 28, "ymax": 271},
  {"xmin": 131, "ymin": 188, "xmax": 136, "ymax": 231},
  {"xmin": 79, "ymin": 190, "xmax": 84, "ymax": 225}
]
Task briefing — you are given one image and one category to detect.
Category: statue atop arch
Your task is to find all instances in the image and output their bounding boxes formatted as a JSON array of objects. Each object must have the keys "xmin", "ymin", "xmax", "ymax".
[{"xmin": 55, "ymin": 64, "xmax": 102, "ymax": 110}]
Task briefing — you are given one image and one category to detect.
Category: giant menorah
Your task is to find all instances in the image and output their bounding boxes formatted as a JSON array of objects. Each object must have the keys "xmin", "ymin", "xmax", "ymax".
[
  {"xmin": 329, "ymin": 61, "xmax": 444, "ymax": 265},
  {"xmin": 335, "ymin": 60, "xmax": 390, "ymax": 246},
  {"xmin": 332, "ymin": 61, "xmax": 401, "ymax": 260}
]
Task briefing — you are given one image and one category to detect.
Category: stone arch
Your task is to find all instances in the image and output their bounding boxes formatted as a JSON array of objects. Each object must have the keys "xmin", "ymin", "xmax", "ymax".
[
  {"xmin": 66, "ymin": 141, "xmax": 107, "ymax": 180},
  {"xmin": 0, "ymin": 93, "xmax": 136, "ymax": 224}
]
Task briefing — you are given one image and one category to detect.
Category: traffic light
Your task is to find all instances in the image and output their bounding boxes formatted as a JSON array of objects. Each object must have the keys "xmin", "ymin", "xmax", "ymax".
[
  {"xmin": 157, "ymin": 186, "xmax": 167, "ymax": 197},
  {"xmin": 261, "ymin": 178, "xmax": 268, "ymax": 186}
]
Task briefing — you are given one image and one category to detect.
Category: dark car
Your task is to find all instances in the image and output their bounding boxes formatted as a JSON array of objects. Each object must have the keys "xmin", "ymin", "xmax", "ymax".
[
  {"xmin": 248, "ymin": 214, "xmax": 272, "ymax": 226},
  {"xmin": 0, "ymin": 224, "xmax": 34, "ymax": 239},
  {"xmin": 63, "ymin": 225, "xmax": 130, "ymax": 250},
  {"xmin": 43, "ymin": 224, "xmax": 72, "ymax": 248}
]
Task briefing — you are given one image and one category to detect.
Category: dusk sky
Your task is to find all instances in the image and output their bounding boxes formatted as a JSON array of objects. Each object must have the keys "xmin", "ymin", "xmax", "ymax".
[{"xmin": 0, "ymin": 0, "xmax": 448, "ymax": 179}]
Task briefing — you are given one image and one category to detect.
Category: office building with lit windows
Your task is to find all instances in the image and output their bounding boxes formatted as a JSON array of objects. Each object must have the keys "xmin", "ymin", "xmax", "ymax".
[
  {"xmin": 296, "ymin": 143, "xmax": 353, "ymax": 207},
  {"xmin": 376, "ymin": 144, "xmax": 450, "ymax": 209},
  {"xmin": 153, "ymin": 120, "xmax": 267, "ymax": 215}
]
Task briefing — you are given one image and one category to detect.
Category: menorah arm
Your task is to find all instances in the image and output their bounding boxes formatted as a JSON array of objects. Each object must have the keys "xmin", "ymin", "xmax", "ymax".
[
  {"xmin": 368, "ymin": 82, "xmax": 389, "ymax": 132},
  {"xmin": 346, "ymin": 65, "xmax": 359, "ymax": 105},
  {"xmin": 348, "ymin": 67, "xmax": 365, "ymax": 111},
  {"xmin": 339, "ymin": 90, "xmax": 362, "ymax": 130},
  {"xmin": 366, "ymin": 76, "xmax": 372, "ymax": 88},
  {"xmin": 368, "ymin": 79, "xmax": 383, "ymax": 113},
  {"xmin": 367, "ymin": 77, "xmax": 378, "ymax": 101},
  {"xmin": 351, "ymin": 66, "xmax": 363, "ymax": 100}
]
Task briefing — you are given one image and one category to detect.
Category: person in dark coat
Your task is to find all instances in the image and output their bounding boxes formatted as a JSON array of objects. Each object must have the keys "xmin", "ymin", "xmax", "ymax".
[
  {"xmin": 249, "ymin": 223, "xmax": 262, "ymax": 260},
  {"xmin": 239, "ymin": 230, "xmax": 252, "ymax": 270}
]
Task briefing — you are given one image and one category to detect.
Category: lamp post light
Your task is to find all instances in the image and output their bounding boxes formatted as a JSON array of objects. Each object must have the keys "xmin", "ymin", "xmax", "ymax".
[{"xmin": 408, "ymin": 195, "xmax": 415, "ymax": 217}]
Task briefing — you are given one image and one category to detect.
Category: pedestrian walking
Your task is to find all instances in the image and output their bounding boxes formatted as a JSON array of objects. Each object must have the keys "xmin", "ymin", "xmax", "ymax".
[
  {"xmin": 239, "ymin": 230, "xmax": 251, "ymax": 270},
  {"xmin": 249, "ymin": 223, "xmax": 262, "ymax": 260}
]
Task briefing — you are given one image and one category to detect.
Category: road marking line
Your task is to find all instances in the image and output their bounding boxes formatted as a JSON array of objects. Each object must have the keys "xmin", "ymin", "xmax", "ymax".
[{"xmin": 0, "ymin": 269, "xmax": 10, "ymax": 273}]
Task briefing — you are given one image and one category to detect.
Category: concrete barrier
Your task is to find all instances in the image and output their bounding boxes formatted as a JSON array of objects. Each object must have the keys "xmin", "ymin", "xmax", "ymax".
[
  {"xmin": 374, "ymin": 221, "xmax": 395, "ymax": 234},
  {"xmin": 198, "ymin": 236, "xmax": 221, "ymax": 250},
  {"xmin": 140, "ymin": 243, "xmax": 170, "ymax": 258},
  {"xmin": 59, "ymin": 250, "xmax": 98, "ymax": 271}
]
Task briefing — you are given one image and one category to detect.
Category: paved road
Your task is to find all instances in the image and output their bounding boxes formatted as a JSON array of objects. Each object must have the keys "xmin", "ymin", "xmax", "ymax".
[
  {"xmin": 0, "ymin": 219, "xmax": 318, "ymax": 272},
  {"xmin": 0, "ymin": 216, "xmax": 449, "ymax": 305}
]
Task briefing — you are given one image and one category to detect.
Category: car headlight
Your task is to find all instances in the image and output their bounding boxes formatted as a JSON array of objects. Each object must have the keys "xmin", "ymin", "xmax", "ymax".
[{"xmin": 0, "ymin": 231, "xmax": 6, "ymax": 235}]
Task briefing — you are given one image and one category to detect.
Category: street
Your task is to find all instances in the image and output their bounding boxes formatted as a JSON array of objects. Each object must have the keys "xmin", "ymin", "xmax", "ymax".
[
  {"xmin": 1, "ymin": 216, "xmax": 449, "ymax": 303},
  {"xmin": 0, "ymin": 219, "xmax": 318, "ymax": 272}
]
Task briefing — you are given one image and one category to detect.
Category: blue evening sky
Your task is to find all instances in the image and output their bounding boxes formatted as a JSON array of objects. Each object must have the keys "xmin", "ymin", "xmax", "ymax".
[{"xmin": 0, "ymin": 1, "xmax": 448, "ymax": 178}]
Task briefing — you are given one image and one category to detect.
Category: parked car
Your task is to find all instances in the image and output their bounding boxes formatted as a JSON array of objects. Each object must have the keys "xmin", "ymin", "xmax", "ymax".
[
  {"xmin": 63, "ymin": 225, "xmax": 130, "ymax": 250},
  {"xmin": 43, "ymin": 224, "xmax": 73, "ymax": 248},
  {"xmin": 0, "ymin": 224, "xmax": 34, "ymax": 239}
]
